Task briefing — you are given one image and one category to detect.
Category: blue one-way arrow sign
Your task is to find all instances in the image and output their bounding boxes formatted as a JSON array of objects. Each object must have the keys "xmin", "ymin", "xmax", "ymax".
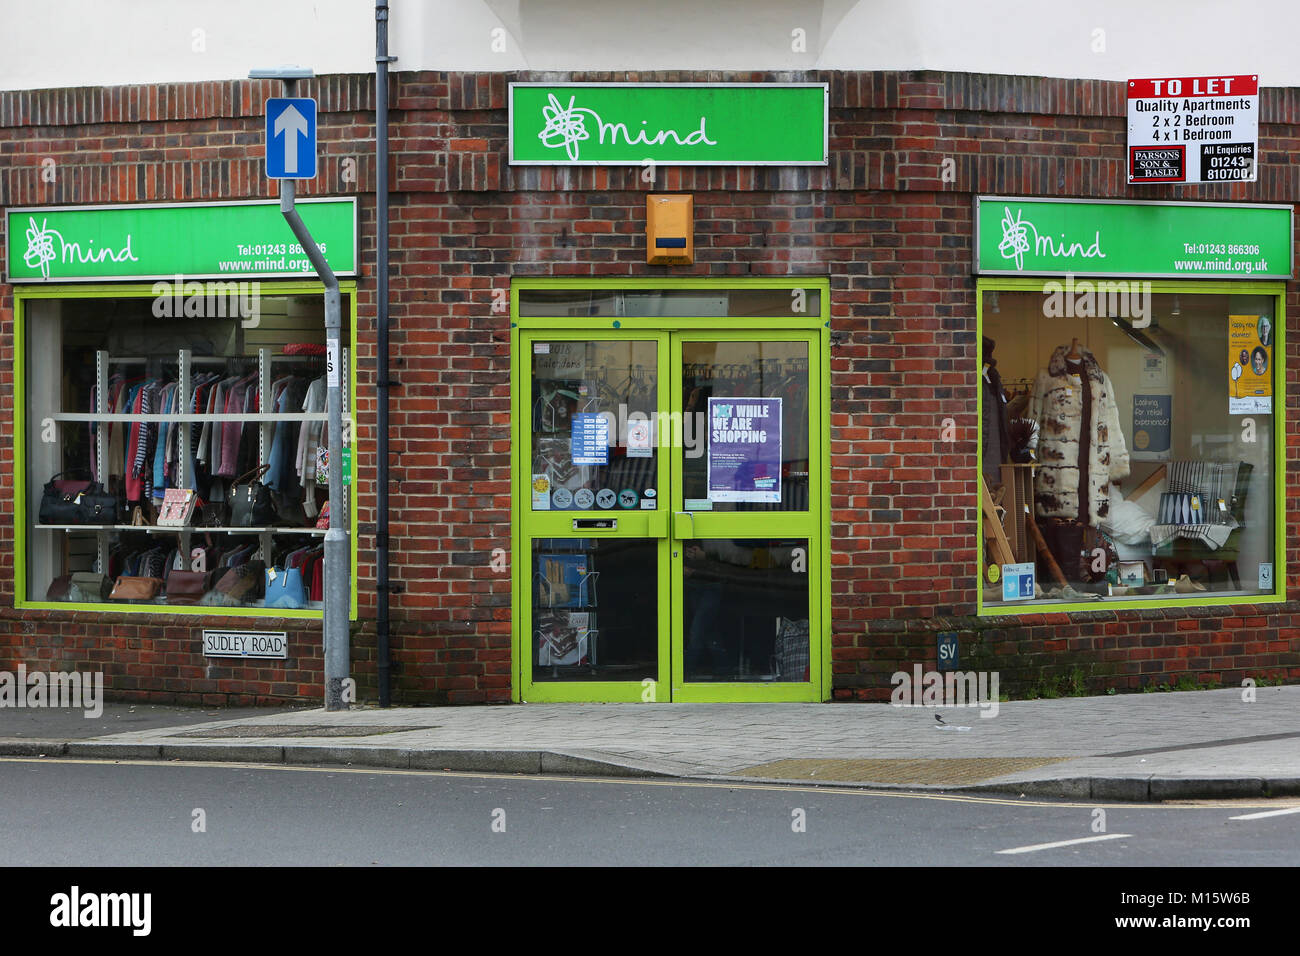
[{"xmin": 265, "ymin": 97, "xmax": 317, "ymax": 179}]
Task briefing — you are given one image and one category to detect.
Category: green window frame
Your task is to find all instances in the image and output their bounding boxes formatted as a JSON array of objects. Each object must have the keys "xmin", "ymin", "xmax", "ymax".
[
  {"xmin": 976, "ymin": 277, "xmax": 1287, "ymax": 615},
  {"xmin": 12, "ymin": 281, "xmax": 360, "ymax": 620}
]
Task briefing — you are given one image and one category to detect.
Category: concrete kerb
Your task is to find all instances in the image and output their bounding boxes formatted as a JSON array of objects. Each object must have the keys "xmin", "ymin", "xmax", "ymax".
[
  {"xmin": 161, "ymin": 743, "xmax": 286, "ymax": 764},
  {"xmin": 0, "ymin": 740, "xmax": 1296, "ymax": 800},
  {"xmin": 1148, "ymin": 776, "xmax": 1266, "ymax": 800},
  {"xmin": 0, "ymin": 739, "xmax": 69, "ymax": 757},
  {"xmin": 64, "ymin": 741, "xmax": 163, "ymax": 760},
  {"xmin": 0, "ymin": 739, "xmax": 674, "ymax": 778}
]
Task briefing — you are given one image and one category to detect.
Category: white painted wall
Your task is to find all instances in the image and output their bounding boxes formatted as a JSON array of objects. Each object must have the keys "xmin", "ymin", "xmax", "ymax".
[{"xmin": 3, "ymin": 0, "xmax": 1297, "ymax": 92}]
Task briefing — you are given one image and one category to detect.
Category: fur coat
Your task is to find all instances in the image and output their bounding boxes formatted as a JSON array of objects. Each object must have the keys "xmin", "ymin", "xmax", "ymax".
[{"xmin": 1030, "ymin": 345, "xmax": 1129, "ymax": 527}]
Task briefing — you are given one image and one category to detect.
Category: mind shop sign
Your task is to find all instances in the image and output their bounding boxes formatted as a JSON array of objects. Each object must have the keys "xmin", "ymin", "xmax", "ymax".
[
  {"xmin": 974, "ymin": 197, "xmax": 1291, "ymax": 280},
  {"xmin": 5, "ymin": 199, "xmax": 357, "ymax": 282},
  {"xmin": 509, "ymin": 83, "xmax": 828, "ymax": 166}
]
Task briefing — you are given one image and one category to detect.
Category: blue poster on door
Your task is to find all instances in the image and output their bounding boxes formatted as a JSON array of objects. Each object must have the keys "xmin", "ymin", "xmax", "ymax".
[
  {"xmin": 707, "ymin": 397, "xmax": 782, "ymax": 503},
  {"xmin": 571, "ymin": 413, "xmax": 609, "ymax": 466}
]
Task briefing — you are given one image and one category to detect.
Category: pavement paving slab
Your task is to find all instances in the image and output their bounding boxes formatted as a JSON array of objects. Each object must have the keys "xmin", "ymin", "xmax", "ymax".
[{"xmin": 2, "ymin": 686, "xmax": 1297, "ymax": 801}]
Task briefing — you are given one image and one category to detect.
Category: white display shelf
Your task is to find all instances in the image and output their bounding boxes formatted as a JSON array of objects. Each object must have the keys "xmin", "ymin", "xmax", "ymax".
[{"xmin": 35, "ymin": 524, "xmax": 327, "ymax": 535}]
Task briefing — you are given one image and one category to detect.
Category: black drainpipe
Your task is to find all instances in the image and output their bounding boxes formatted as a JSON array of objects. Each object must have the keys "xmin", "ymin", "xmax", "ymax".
[{"xmin": 375, "ymin": 0, "xmax": 394, "ymax": 706}]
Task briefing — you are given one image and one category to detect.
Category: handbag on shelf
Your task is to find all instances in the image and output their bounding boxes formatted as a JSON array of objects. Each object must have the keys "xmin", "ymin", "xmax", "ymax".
[
  {"xmin": 201, "ymin": 560, "xmax": 266, "ymax": 607},
  {"xmin": 39, "ymin": 472, "xmax": 118, "ymax": 525},
  {"xmin": 109, "ymin": 576, "xmax": 164, "ymax": 601},
  {"xmin": 45, "ymin": 575, "xmax": 72, "ymax": 601},
  {"xmin": 164, "ymin": 570, "xmax": 208, "ymax": 604},
  {"xmin": 39, "ymin": 472, "xmax": 92, "ymax": 525},
  {"xmin": 69, "ymin": 572, "xmax": 112, "ymax": 603},
  {"xmin": 230, "ymin": 464, "xmax": 277, "ymax": 527},
  {"xmin": 77, "ymin": 485, "xmax": 120, "ymax": 525},
  {"xmin": 264, "ymin": 566, "xmax": 307, "ymax": 609},
  {"xmin": 315, "ymin": 501, "xmax": 330, "ymax": 530},
  {"xmin": 130, "ymin": 499, "xmax": 159, "ymax": 527},
  {"xmin": 200, "ymin": 499, "xmax": 230, "ymax": 527},
  {"xmin": 157, "ymin": 488, "xmax": 198, "ymax": 527}
]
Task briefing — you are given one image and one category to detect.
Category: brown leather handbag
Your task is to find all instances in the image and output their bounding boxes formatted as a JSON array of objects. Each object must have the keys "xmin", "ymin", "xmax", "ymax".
[
  {"xmin": 109, "ymin": 576, "xmax": 164, "ymax": 601},
  {"xmin": 164, "ymin": 570, "xmax": 208, "ymax": 604}
]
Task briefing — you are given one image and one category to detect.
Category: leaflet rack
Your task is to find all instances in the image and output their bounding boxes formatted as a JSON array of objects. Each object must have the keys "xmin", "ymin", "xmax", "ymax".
[{"xmin": 534, "ymin": 538, "xmax": 601, "ymax": 673}]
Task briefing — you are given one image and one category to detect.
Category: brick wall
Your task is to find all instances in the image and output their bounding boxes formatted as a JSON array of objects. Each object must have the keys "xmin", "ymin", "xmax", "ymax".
[{"xmin": 1, "ymin": 69, "xmax": 1297, "ymax": 705}]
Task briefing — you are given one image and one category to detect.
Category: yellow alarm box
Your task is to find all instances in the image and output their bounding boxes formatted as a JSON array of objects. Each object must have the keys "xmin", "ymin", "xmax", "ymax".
[{"xmin": 646, "ymin": 194, "xmax": 694, "ymax": 265}]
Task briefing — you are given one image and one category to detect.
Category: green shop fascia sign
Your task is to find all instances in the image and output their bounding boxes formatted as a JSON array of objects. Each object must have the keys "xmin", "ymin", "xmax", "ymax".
[
  {"xmin": 509, "ymin": 83, "xmax": 828, "ymax": 166},
  {"xmin": 975, "ymin": 197, "xmax": 1292, "ymax": 279},
  {"xmin": 4, "ymin": 198, "xmax": 357, "ymax": 283}
]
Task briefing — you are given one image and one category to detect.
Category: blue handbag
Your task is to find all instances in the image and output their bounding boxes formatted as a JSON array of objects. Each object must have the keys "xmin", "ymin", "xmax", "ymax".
[{"xmin": 265, "ymin": 566, "xmax": 306, "ymax": 609}]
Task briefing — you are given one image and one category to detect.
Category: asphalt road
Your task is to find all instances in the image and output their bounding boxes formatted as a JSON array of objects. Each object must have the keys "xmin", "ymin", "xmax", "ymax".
[{"xmin": 3, "ymin": 757, "xmax": 1299, "ymax": 867}]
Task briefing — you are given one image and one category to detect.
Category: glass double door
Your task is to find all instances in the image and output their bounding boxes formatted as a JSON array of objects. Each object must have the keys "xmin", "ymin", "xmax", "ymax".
[{"xmin": 518, "ymin": 330, "xmax": 822, "ymax": 702}]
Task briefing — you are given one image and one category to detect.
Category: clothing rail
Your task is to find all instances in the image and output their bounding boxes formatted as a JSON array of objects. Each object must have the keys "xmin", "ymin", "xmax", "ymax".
[{"xmin": 52, "ymin": 412, "xmax": 329, "ymax": 423}]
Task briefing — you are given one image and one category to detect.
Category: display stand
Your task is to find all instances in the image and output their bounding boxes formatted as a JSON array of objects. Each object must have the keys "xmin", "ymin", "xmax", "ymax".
[
  {"xmin": 998, "ymin": 463, "xmax": 1036, "ymax": 563},
  {"xmin": 40, "ymin": 345, "xmax": 348, "ymax": 607},
  {"xmin": 534, "ymin": 538, "xmax": 601, "ymax": 674}
]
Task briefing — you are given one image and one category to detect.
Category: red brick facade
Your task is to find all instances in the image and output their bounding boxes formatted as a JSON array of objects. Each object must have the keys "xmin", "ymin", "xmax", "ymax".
[{"xmin": 1, "ymin": 70, "xmax": 1298, "ymax": 705}]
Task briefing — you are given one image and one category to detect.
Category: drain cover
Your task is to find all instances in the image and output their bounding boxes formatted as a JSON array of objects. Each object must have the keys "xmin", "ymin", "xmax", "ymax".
[
  {"xmin": 173, "ymin": 724, "xmax": 438, "ymax": 739},
  {"xmin": 731, "ymin": 757, "xmax": 1071, "ymax": 786}
]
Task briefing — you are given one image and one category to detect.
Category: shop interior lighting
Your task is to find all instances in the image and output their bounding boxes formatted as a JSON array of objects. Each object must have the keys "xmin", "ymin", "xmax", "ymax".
[
  {"xmin": 991, "ymin": 291, "xmax": 1000, "ymax": 313},
  {"xmin": 1111, "ymin": 316, "xmax": 1165, "ymax": 356},
  {"xmin": 1171, "ymin": 295, "xmax": 1181, "ymax": 316}
]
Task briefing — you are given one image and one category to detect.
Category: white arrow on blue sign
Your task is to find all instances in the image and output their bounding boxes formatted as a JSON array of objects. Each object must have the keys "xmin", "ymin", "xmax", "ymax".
[{"xmin": 265, "ymin": 97, "xmax": 317, "ymax": 179}]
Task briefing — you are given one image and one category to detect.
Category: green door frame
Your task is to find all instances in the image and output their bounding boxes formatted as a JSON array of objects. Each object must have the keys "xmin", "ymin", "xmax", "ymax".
[{"xmin": 510, "ymin": 277, "xmax": 832, "ymax": 703}]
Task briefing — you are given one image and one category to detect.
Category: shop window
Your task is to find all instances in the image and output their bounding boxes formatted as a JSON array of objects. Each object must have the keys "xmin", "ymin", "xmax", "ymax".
[
  {"xmin": 979, "ymin": 287, "xmax": 1279, "ymax": 607},
  {"xmin": 23, "ymin": 291, "xmax": 354, "ymax": 614}
]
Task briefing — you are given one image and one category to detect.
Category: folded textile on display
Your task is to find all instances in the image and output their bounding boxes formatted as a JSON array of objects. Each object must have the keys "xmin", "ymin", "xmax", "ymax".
[{"xmin": 1147, "ymin": 460, "xmax": 1242, "ymax": 551}]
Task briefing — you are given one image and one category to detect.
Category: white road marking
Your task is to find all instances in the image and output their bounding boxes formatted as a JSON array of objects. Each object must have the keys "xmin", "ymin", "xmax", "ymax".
[
  {"xmin": 996, "ymin": 833, "xmax": 1132, "ymax": 855},
  {"xmin": 1229, "ymin": 806, "xmax": 1300, "ymax": 821}
]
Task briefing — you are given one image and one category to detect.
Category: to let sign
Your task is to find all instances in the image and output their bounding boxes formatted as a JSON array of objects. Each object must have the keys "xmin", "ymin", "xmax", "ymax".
[{"xmin": 1127, "ymin": 75, "xmax": 1258, "ymax": 185}]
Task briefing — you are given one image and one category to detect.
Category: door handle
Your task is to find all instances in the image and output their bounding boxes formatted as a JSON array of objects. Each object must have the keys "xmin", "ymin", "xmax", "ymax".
[{"xmin": 673, "ymin": 511, "xmax": 695, "ymax": 539}]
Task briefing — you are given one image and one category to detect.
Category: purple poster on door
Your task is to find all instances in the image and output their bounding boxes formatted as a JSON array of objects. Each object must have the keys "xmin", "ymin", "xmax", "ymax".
[{"xmin": 707, "ymin": 397, "xmax": 782, "ymax": 503}]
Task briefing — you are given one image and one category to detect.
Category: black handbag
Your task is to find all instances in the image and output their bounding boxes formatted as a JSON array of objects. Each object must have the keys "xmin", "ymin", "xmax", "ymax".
[
  {"xmin": 77, "ymin": 485, "xmax": 120, "ymax": 524},
  {"xmin": 39, "ymin": 471, "xmax": 118, "ymax": 525},
  {"xmin": 39, "ymin": 472, "xmax": 91, "ymax": 524},
  {"xmin": 230, "ymin": 465, "xmax": 277, "ymax": 527},
  {"xmin": 200, "ymin": 498, "xmax": 230, "ymax": 527}
]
